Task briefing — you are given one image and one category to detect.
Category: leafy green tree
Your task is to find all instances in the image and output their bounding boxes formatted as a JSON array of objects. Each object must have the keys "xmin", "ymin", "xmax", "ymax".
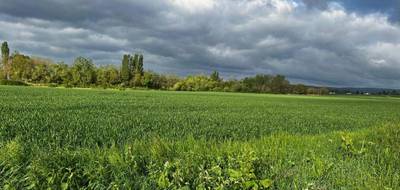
[
  {"xmin": 96, "ymin": 66, "xmax": 107, "ymax": 87},
  {"xmin": 108, "ymin": 66, "xmax": 120, "ymax": 85},
  {"xmin": 242, "ymin": 74, "xmax": 272, "ymax": 93},
  {"xmin": 319, "ymin": 87, "xmax": 329, "ymax": 95},
  {"xmin": 120, "ymin": 54, "xmax": 130, "ymax": 84},
  {"xmin": 271, "ymin": 75, "xmax": 289, "ymax": 94},
  {"xmin": 47, "ymin": 63, "xmax": 70, "ymax": 84},
  {"xmin": 173, "ymin": 75, "xmax": 217, "ymax": 91},
  {"xmin": 157, "ymin": 75, "xmax": 181, "ymax": 90},
  {"xmin": 57, "ymin": 63, "xmax": 72, "ymax": 85},
  {"xmin": 133, "ymin": 54, "xmax": 144, "ymax": 86},
  {"xmin": 133, "ymin": 73, "xmax": 142, "ymax": 87},
  {"xmin": 10, "ymin": 53, "xmax": 33, "ymax": 81},
  {"xmin": 129, "ymin": 54, "xmax": 139, "ymax": 80},
  {"xmin": 97, "ymin": 65, "xmax": 120, "ymax": 87},
  {"xmin": 210, "ymin": 71, "xmax": 221, "ymax": 82},
  {"xmin": 71, "ymin": 57, "xmax": 96, "ymax": 86},
  {"xmin": 31, "ymin": 63, "xmax": 50, "ymax": 83},
  {"xmin": 144, "ymin": 72, "xmax": 165, "ymax": 89},
  {"xmin": 255, "ymin": 74, "xmax": 272, "ymax": 92},
  {"xmin": 1, "ymin": 42, "xmax": 10, "ymax": 79},
  {"xmin": 30, "ymin": 57, "xmax": 57, "ymax": 83},
  {"xmin": 137, "ymin": 54, "xmax": 144, "ymax": 76},
  {"xmin": 292, "ymin": 84, "xmax": 307, "ymax": 94},
  {"xmin": 142, "ymin": 71, "xmax": 153, "ymax": 88},
  {"xmin": 0, "ymin": 68, "xmax": 4, "ymax": 79}
]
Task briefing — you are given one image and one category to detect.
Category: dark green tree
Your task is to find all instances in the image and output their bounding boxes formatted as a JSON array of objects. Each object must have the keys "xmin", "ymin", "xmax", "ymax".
[
  {"xmin": 292, "ymin": 84, "xmax": 307, "ymax": 94},
  {"xmin": 71, "ymin": 57, "xmax": 96, "ymax": 86},
  {"xmin": 32, "ymin": 63, "xmax": 50, "ymax": 83},
  {"xmin": 47, "ymin": 63, "xmax": 70, "ymax": 84},
  {"xmin": 136, "ymin": 54, "xmax": 144, "ymax": 76},
  {"xmin": 10, "ymin": 53, "xmax": 33, "ymax": 81},
  {"xmin": 129, "ymin": 54, "xmax": 138, "ymax": 80},
  {"xmin": 133, "ymin": 54, "xmax": 144, "ymax": 86},
  {"xmin": 142, "ymin": 71, "xmax": 153, "ymax": 88},
  {"xmin": 120, "ymin": 54, "xmax": 130, "ymax": 83},
  {"xmin": 1, "ymin": 42, "xmax": 10, "ymax": 79},
  {"xmin": 241, "ymin": 74, "xmax": 272, "ymax": 93},
  {"xmin": 97, "ymin": 65, "xmax": 120, "ymax": 87},
  {"xmin": 271, "ymin": 75, "xmax": 289, "ymax": 94},
  {"xmin": 210, "ymin": 70, "xmax": 221, "ymax": 82}
]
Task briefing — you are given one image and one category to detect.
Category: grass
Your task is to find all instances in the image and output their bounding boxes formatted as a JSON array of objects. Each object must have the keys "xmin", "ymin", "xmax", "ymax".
[{"xmin": 0, "ymin": 85, "xmax": 399, "ymax": 189}]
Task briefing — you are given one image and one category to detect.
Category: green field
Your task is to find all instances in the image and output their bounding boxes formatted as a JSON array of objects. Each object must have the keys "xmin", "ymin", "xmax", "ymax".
[{"xmin": 0, "ymin": 86, "xmax": 399, "ymax": 189}]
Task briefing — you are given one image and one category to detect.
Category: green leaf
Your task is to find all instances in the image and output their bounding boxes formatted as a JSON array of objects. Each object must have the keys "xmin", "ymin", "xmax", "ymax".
[
  {"xmin": 259, "ymin": 179, "xmax": 272, "ymax": 188},
  {"xmin": 178, "ymin": 186, "xmax": 191, "ymax": 190},
  {"xmin": 61, "ymin": 182, "xmax": 69, "ymax": 190},
  {"xmin": 211, "ymin": 166, "xmax": 222, "ymax": 176},
  {"xmin": 157, "ymin": 173, "xmax": 170, "ymax": 188},
  {"xmin": 244, "ymin": 180, "xmax": 258, "ymax": 190},
  {"xmin": 228, "ymin": 169, "xmax": 242, "ymax": 179}
]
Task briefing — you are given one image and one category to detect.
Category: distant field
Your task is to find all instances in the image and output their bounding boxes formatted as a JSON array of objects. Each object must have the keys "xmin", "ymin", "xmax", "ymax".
[{"xmin": 0, "ymin": 86, "xmax": 399, "ymax": 189}]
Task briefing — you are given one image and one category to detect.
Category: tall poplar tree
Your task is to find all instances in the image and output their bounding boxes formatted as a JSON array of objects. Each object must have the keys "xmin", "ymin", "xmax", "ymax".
[
  {"xmin": 1, "ymin": 42, "xmax": 10, "ymax": 80},
  {"xmin": 133, "ymin": 54, "xmax": 144, "ymax": 86},
  {"xmin": 210, "ymin": 71, "xmax": 220, "ymax": 82},
  {"xmin": 130, "ymin": 54, "xmax": 139, "ymax": 80},
  {"xmin": 120, "ymin": 54, "xmax": 130, "ymax": 83},
  {"xmin": 137, "ymin": 54, "xmax": 144, "ymax": 75}
]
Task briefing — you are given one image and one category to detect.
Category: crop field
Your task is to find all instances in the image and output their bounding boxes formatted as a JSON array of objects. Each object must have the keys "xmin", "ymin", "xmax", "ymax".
[{"xmin": 0, "ymin": 85, "xmax": 399, "ymax": 189}]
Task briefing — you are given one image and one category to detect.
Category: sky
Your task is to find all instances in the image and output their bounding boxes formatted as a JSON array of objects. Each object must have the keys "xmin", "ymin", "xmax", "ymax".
[{"xmin": 0, "ymin": 0, "xmax": 399, "ymax": 88}]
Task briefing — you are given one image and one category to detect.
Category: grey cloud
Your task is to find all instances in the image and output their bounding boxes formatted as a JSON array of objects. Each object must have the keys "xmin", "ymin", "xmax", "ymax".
[{"xmin": 0, "ymin": 0, "xmax": 399, "ymax": 88}]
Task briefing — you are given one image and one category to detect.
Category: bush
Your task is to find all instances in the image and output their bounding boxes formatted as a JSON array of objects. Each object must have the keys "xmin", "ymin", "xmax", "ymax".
[
  {"xmin": 64, "ymin": 83, "xmax": 74, "ymax": 88},
  {"xmin": 0, "ymin": 80, "xmax": 28, "ymax": 86},
  {"xmin": 48, "ymin": 83, "xmax": 58, "ymax": 88},
  {"xmin": 172, "ymin": 76, "xmax": 218, "ymax": 91}
]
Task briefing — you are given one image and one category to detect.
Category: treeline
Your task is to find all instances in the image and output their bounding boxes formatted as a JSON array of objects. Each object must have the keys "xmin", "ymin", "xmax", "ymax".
[
  {"xmin": 0, "ymin": 41, "xmax": 329, "ymax": 95},
  {"xmin": 172, "ymin": 73, "xmax": 329, "ymax": 95}
]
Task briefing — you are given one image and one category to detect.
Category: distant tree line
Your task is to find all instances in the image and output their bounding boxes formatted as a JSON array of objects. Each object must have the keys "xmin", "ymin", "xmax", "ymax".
[
  {"xmin": 330, "ymin": 88, "xmax": 400, "ymax": 96},
  {"xmin": 0, "ymin": 41, "xmax": 333, "ymax": 95}
]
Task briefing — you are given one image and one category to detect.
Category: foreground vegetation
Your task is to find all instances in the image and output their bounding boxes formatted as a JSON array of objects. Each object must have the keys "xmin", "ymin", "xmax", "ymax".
[{"xmin": 0, "ymin": 86, "xmax": 399, "ymax": 189}]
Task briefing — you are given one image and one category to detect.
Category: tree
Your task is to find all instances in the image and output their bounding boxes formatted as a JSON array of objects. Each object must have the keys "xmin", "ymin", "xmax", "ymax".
[
  {"xmin": 241, "ymin": 74, "xmax": 272, "ymax": 93},
  {"xmin": 133, "ymin": 72, "xmax": 142, "ymax": 86},
  {"xmin": 71, "ymin": 57, "xmax": 96, "ymax": 86},
  {"xmin": 254, "ymin": 74, "xmax": 272, "ymax": 92},
  {"xmin": 31, "ymin": 63, "xmax": 50, "ymax": 83},
  {"xmin": 210, "ymin": 71, "xmax": 221, "ymax": 82},
  {"xmin": 97, "ymin": 65, "xmax": 120, "ymax": 87},
  {"xmin": 1, "ymin": 42, "xmax": 10, "ymax": 79},
  {"xmin": 120, "ymin": 54, "xmax": 130, "ymax": 84},
  {"xmin": 10, "ymin": 53, "xmax": 33, "ymax": 81},
  {"xmin": 292, "ymin": 84, "xmax": 307, "ymax": 94},
  {"xmin": 319, "ymin": 87, "xmax": 329, "ymax": 95},
  {"xmin": 159, "ymin": 75, "xmax": 181, "ymax": 90},
  {"xmin": 133, "ymin": 54, "xmax": 144, "ymax": 86},
  {"xmin": 31, "ymin": 57, "xmax": 56, "ymax": 83},
  {"xmin": 142, "ymin": 71, "xmax": 153, "ymax": 88},
  {"xmin": 136, "ymin": 54, "xmax": 144, "ymax": 76},
  {"xmin": 271, "ymin": 75, "xmax": 289, "ymax": 94},
  {"xmin": 46, "ymin": 62, "xmax": 69, "ymax": 84},
  {"xmin": 130, "ymin": 54, "xmax": 139, "ymax": 80},
  {"xmin": 172, "ymin": 75, "xmax": 217, "ymax": 91},
  {"xmin": 307, "ymin": 87, "xmax": 317, "ymax": 95}
]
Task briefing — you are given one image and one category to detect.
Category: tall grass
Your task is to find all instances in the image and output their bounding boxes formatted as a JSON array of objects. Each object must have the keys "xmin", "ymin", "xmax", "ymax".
[{"xmin": 0, "ymin": 86, "xmax": 399, "ymax": 189}]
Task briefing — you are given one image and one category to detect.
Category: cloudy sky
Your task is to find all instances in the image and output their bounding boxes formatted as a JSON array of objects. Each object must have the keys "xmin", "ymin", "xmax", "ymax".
[{"xmin": 0, "ymin": 0, "xmax": 399, "ymax": 88}]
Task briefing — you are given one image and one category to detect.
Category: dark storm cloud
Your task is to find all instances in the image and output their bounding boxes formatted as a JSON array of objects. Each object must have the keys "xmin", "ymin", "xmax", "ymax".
[{"xmin": 0, "ymin": 0, "xmax": 399, "ymax": 88}]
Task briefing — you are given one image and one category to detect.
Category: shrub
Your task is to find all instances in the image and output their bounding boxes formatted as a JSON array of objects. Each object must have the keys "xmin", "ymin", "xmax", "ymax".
[
  {"xmin": 48, "ymin": 83, "xmax": 58, "ymax": 88},
  {"xmin": 0, "ymin": 80, "xmax": 28, "ymax": 86}
]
